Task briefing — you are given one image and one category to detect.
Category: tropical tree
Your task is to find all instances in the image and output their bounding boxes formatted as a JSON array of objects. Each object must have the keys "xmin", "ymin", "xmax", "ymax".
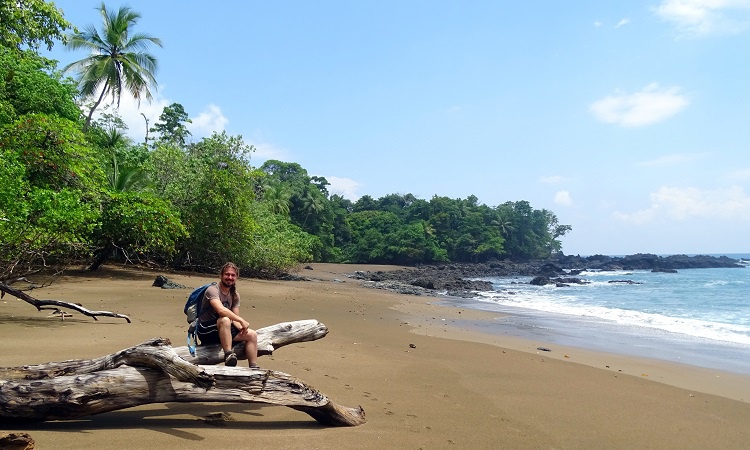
[
  {"xmin": 263, "ymin": 183, "xmax": 292, "ymax": 216},
  {"xmin": 300, "ymin": 189, "xmax": 325, "ymax": 227},
  {"xmin": 0, "ymin": 0, "xmax": 71, "ymax": 52},
  {"xmin": 150, "ymin": 102, "xmax": 191, "ymax": 146},
  {"xmin": 63, "ymin": 2, "xmax": 162, "ymax": 129},
  {"xmin": 0, "ymin": 113, "xmax": 105, "ymax": 278},
  {"xmin": 0, "ymin": 46, "xmax": 81, "ymax": 125},
  {"xmin": 88, "ymin": 191, "xmax": 188, "ymax": 270}
]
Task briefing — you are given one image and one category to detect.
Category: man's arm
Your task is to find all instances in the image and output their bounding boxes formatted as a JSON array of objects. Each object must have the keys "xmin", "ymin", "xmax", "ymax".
[{"xmin": 209, "ymin": 298, "xmax": 249, "ymax": 331}]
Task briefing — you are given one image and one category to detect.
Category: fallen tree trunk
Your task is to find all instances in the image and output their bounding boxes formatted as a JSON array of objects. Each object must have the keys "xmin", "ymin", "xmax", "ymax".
[
  {"xmin": 176, "ymin": 319, "xmax": 330, "ymax": 363},
  {"xmin": 1, "ymin": 320, "xmax": 329, "ymax": 381},
  {"xmin": 0, "ymin": 335, "xmax": 365, "ymax": 426},
  {"xmin": 0, "ymin": 282, "xmax": 131, "ymax": 323}
]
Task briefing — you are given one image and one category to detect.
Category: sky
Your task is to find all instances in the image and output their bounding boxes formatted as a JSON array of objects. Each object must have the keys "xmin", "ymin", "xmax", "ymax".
[{"xmin": 43, "ymin": 0, "xmax": 750, "ymax": 256}]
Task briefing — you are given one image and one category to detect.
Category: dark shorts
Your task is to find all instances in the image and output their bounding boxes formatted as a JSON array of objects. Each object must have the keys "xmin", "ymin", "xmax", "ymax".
[{"xmin": 196, "ymin": 320, "xmax": 241, "ymax": 346}]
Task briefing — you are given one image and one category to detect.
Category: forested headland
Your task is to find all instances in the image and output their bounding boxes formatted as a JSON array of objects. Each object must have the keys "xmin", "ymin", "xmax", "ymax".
[{"xmin": 0, "ymin": 1, "xmax": 571, "ymax": 281}]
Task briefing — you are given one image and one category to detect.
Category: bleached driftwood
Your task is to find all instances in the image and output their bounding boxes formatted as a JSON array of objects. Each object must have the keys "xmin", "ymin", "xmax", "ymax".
[
  {"xmin": 175, "ymin": 319, "xmax": 330, "ymax": 363},
  {"xmin": 0, "ymin": 282, "xmax": 131, "ymax": 323},
  {"xmin": 1, "ymin": 320, "xmax": 329, "ymax": 380},
  {"xmin": 0, "ymin": 322, "xmax": 366, "ymax": 426}
]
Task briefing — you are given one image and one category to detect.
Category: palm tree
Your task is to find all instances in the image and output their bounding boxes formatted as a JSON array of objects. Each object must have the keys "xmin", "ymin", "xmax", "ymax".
[
  {"xmin": 301, "ymin": 191, "xmax": 325, "ymax": 227},
  {"xmin": 102, "ymin": 128, "xmax": 149, "ymax": 192},
  {"xmin": 63, "ymin": 3, "xmax": 162, "ymax": 129},
  {"xmin": 108, "ymin": 156, "xmax": 149, "ymax": 192},
  {"xmin": 264, "ymin": 183, "xmax": 292, "ymax": 216}
]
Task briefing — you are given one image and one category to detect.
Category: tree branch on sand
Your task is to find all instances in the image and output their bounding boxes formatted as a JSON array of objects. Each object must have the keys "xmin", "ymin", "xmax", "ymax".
[
  {"xmin": 0, "ymin": 281, "xmax": 131, "ymax": 323},
  {"xmin": 0, "ymin": 322, "xmax": 366, "ymax": 427}
]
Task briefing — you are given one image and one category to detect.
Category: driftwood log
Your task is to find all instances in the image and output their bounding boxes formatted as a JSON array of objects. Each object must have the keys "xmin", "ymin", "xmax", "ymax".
[
  {"xmin": 0, "ymin": 282, "xmax": 131, "ymax": 323},
  {"xmin": 0, "ymin": 321, "xmax": 366, "ymax": 427}
]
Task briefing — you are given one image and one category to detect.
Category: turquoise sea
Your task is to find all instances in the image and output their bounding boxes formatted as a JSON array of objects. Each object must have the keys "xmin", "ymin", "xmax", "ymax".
[{"xmin": 438, "ymin": 254, "xmax": 750, "ymax": 374}]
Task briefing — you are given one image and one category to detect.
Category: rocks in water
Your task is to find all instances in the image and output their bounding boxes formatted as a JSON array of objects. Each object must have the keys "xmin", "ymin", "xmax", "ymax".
[
  {"xmin": 530, "ymin": 276, "xmax": 551, "ymax": 286},
  {"xmin": 346, "ymin": 253, "xmax": 741, "ymax": 298},
  {"xmin": 530, "ymin": 276, "xmax": 588, "ymax": 286}
]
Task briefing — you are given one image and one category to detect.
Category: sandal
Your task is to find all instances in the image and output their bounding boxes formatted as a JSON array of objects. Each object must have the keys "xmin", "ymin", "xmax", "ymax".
[{"xmin": 224, "ymin": 351, "xmax": 238, "ymax": 367}]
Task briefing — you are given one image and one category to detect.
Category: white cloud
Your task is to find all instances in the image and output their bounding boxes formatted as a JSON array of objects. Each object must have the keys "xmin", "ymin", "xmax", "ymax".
[
  {"xmin": 654, "ymin": 0, "xmax": 750, "ymax": 36},
  {"xmin": 594, "ymin": 20, "xmax": 603, "ymax": 27},
  {"xmin": 248, "ymin": 141, "xmax": 291, "ymax": 164},
  {"xmin": 90, "ymin": 89, "xmax": 169, "ymax": 142},
  {"xmin": 590, "ymin": 83, "xmax": 689, "ymax": 127},
  {"xmin": 613, "ymin": 185, "xmax": 750, "ymax": 223},
  {"xmin": 85, "ymin": 88, "xmax": 230, "ymax": 142},
  {"xmin": 726, "ymin": 168, "xmax": 750, "ymax": 180},
  {"xmin": 615, "ymin": 18, "xmax": 631, "ymax": 28},
  {"xmin": 539, "ymin": 175, "xmax": 570, "ymax": 184},
  {"xmin": 638, "ymin": 152, "xmax": 707, "ymax": 167},
  {"xmin": 554, "ymin": 191, "xmax": 573, "ymax": 206},
  {"xmin": 188, "ymin": 104, "xmax": 228, "ymax": 137},
  {"xmin": 324, "ymin": 176, "xmax": 361, "ymax": 201}
]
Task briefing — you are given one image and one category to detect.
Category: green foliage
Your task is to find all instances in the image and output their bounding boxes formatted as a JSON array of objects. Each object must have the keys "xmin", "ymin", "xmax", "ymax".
[
  {"xmin": 0, "ymin": 0, "xmax": 572, "ymax": 276},
  {"xmin": 495, "ymin": 201, "xmax": 568, "ymax": 259},
  {"xmin": 258, "ymin": 160, "xmax": 337, "ymax": 260},
  {"xmin": 149, "ymin": 132, "xmax": 260, "ymax": 270},
  {"xmin": 0, "ymin": 147, "xmax": 99, "ymax": 279},
  {"xmin": 0, "ymin": 0, "xmax": 71, "ymax": 51},
  {"xmin": 63, "ymin": 2, "xmax": 162, "ymax": 128},
  {"xmin": 100, "ymin": 191, "xmax": 187, "ymax": 256},
  {"xmin": 241, "ymin": 203, "xmax": 317, "ymax": 276},
  {"xmin": 0, "ymin": 47, "xmax": 81, "ymax": 125},
  {"xmin": 150, "ymin": 102, "xmax": 191, "ymax": 145},
  {"xmin": 1, "ymin": 113, "xmax": 104, "ymax": 192},
  {"xmin": 342, "ymin": 209, "xmax": 448, "ymax": 264},
  {"xmin": 264, "ymin": 183, "xmax": 292, "ymax": 215}
]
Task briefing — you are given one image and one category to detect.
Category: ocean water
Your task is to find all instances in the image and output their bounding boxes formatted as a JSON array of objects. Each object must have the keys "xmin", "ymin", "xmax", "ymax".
[{"xmin": 437, "ymin": 254, "xmax": 750, "ymax": 374}]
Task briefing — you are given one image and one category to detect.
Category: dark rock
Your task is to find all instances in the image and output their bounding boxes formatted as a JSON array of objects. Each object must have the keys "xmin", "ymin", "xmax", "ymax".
[
  {"xmin": 410, "ymin": 278, "xmax": 437, "ymax": 289},
  {"xmin": 0, "ymin": 432, "xmax": 35, "ymax": 450},
  {"xmin": 152, "ymin": 275, "xmax": 169, "ymax": 287},
  {"xmin": 551, "ymin": 277, "xmax": 589, "ymax": 285},
  {"xmin": 652, "ymin": 268, "xmax": 678, "ymax": 273},
  {"xmin": 152, "ymin": 275, "xmax": 187, "ymax": 289},
  {"xmin": 530, "ymin": 276, "xmax": 551, "ymax": 286},
  {"xmin": 345, "ymin": 253, "xmax": 743, "ymax": 299}
]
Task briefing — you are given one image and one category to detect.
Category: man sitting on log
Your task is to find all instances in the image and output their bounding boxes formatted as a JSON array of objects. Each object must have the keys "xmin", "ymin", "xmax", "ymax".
[{"xmin": 196, "ymin": 262, "xmax": 260, "ymax": 368}]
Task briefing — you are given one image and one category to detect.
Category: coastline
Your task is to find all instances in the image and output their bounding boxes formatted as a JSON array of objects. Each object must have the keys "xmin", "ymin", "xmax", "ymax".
[
  {"xmin": 392, "ymin": 297, "xmax": 750, "ymax": 403},
  {"xmin": 2, "ymin": 263, "xmax": 750, "ymax": 449}
]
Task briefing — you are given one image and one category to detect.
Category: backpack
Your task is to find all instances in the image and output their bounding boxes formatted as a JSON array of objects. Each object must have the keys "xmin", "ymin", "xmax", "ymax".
[{"xmin": 184, "ymin": 282, "xmax": 216, "ymax": 356}]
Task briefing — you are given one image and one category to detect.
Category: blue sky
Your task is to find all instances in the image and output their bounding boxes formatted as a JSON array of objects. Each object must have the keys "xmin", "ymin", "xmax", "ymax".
[{"xmin": 45, "ymin": 1, "xmax": 750, "ymax": 256}]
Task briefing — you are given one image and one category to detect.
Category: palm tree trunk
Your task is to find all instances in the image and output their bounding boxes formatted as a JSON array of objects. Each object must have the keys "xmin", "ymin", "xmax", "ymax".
[{"xmin": 84, "ymin": 83, "xmax": 110, "ymax": 130}]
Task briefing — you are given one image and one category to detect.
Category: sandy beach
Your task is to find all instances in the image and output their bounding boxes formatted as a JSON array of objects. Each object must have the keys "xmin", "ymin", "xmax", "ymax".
[{"xmin": 2, "ymin": 263, "xmax": 750, "ymax": 449}]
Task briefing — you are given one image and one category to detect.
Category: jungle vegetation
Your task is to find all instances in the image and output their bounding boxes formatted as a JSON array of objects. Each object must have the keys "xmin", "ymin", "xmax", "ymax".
[{"xmin": 0, "ymin": 1, "xmax": 571, "ymax": 280}]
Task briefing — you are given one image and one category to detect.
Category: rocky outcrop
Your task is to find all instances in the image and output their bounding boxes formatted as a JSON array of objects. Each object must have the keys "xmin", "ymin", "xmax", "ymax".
[{"xmin": 345, "ymin": 254, "xmax": 743, "ymax": 298}]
